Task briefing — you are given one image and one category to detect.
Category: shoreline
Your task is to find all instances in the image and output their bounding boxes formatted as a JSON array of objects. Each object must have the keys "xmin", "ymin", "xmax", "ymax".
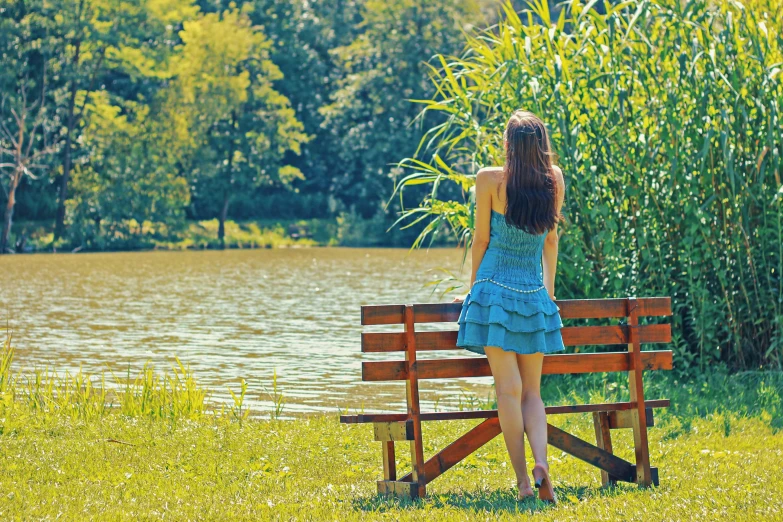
[{"xmin": 6, "ymin": 217, "xmax": 461, "ymax": 254}]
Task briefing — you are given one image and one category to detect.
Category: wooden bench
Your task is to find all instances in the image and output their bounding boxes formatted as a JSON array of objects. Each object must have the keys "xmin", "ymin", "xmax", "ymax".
[{"xmin": 339, "ymin": 297, "xmax": 673, "ymax": 499}]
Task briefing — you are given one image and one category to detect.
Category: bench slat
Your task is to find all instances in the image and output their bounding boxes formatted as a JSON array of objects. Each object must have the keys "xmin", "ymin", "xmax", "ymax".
[
  {"xmin": 398, "ymin": 417, "xmax": 502, "ymax": 485},
  {"xmin": 560, "ymin": 297, "xmax": 671, "ymax": 319},
  {"xmin": 361, "ymin": 324, "xmax": 671, "ymax": 352},
  {"xmin": 362, "ymin": 350, "xmax": 672, "ymax": 381},
  {"xmin": 339, "ymin": 399, "xmax": 671, "ymax": 424},
  {"xmin": 547, "ymin": 423, "xmax": 636, "ymax": 482},
  {"xmin": 360, "ymin": 297, "xmax": 672, "ymax": 325}
]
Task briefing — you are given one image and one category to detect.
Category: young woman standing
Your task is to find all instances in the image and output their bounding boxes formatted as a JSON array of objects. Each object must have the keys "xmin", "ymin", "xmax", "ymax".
[{"xmin": 455, "ymin": 110, "xmax": 565, "ymax": 503}]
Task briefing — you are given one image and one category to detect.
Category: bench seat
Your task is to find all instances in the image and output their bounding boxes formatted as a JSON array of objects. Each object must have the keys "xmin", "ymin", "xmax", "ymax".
[{"xmin": 340, "ymin": 398, "xmax": 670, "ymax": 424}]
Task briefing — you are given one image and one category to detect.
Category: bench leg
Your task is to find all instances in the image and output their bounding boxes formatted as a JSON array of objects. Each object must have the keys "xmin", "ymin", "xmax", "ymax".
[
  {"xmin": 382, "ymin": 441, "xmax": 396, "ymax": 481},
  {"xmin": 404, "ymin": 305, "xmax": 427, "ymax": 499},
  {"xmin": 592, "ymin": 412, "xmax": 617, "ymax": 487},
  {"xmin": 407, "ymin": 418, "xmax": 426, "ymax": 498},
  {"xmin": 627, "ymin": 298, "xmax": 654, "ymax": 487}
]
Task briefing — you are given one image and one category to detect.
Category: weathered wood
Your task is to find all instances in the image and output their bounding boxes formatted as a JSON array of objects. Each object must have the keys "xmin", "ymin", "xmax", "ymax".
[
  {"xmin": 399, "ymin": 418, "xmax": 502, "ymax": 484},
  {"xmin": 609, "ymin": 408, "xmax": 655, "ymax": 429},
  {"xmin": 362, "ymin": 305, "xmax": 405, "ymax": 326},
  {"xmin": 378, "ymin": 423, "xmax": 659, "ymax": 492},
  {"xmin": 382, "ymin": 441, "xmax": 396, "ymax": 481},
  {"xmin": 352, "ymin": 296, "xmax": 673, "ymax": 498},
  {"xmin": 377, "ymin": 480, "xmax": 417, "ymax": 498},
  {"xmin": 547, "ymin": 423, "xmax": 636, "ymax": 482},
  {"xmin": 627, "ymin": 298, "xmax": 653, "ymax": 486},
  {"xmin": 361, "ymin": 324, "xmax": 671, "ymax": 353},
  {"xmin": 362, "ymin": 303, "xmax": 460, "ymax": 325},
  {"xmin": 404, "ymin": 305, "xmax": 426, "ymax": 499},
  {"xmin": 362, "ymin": 331, "xmax": 457, "ymax": 353},
  {"xmin": 339, "ymin": 399, "xmax": 671, "ymax": 424},
  {"xmin": 562, "ymin": 324, "xmax": 671, "ymax": 346},
  {"xmin": 648, "ymin": 466, "xmax": 660, "ymax": 487},
  {"xmin": 593, "ymin": 412, "xmax": 616, "ymax": 487},
  {"xmin": 558, "ymin": 297, "xmax": 671, "ymax": 319},
  {"xmin": 374, "ymin": 421, "xmax": 415, "ymax": 441},
  {"xmin": 360, "ymin": 297, "xmax": 672, "ymax": 325},
  {"xmin": 362, "ymin": 350, "xmax": 673, "ymax": 381}
]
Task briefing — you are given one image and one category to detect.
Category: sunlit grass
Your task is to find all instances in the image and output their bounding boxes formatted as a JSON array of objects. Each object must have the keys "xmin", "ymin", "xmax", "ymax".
[
  {"xmin": 164, "ymin": 219, "xmax": 319, "ymax": 250},
  {"xmin": 10, "ymin": 218, "xmax": 327, "ymax": 252},
  {"xmin": 0, "ymin": 335, "xmax": 210, "ymax": 422},
  {"xmin": 1, "ymin": 404, "xmax": 781, "ymax": 519},
  {"xmin": 1, "ymin": 335, "xmax": 782, "ymax": 519}
]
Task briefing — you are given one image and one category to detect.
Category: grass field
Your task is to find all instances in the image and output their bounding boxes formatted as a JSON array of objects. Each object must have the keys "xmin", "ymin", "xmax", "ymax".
[
  {"xmin": 1, "ymin": 357, "xmax": 782, "ymax": 520},
  {"xmin": 1, "ymin": 407, "xmax": 781, "ymax": 520}
]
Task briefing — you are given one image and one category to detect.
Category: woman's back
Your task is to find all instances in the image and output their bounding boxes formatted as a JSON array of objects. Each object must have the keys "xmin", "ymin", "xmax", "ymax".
[{"xmin": 480, "ymin": 209, "xmax": 547, "ymax": 286}]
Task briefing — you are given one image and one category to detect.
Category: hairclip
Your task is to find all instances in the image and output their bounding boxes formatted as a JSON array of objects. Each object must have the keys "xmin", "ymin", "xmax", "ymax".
[{"xmin": 514, "ymin": 126, "xmax": 540, "ymax": 135}]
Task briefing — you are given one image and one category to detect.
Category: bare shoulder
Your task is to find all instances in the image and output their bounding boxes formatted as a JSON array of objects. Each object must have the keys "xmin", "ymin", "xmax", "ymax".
[
  {"xmin": 551, "ymin": 165, "xmax": 565, "ymax": 189},
  {"xmin": 476, "ymin": 166, "xmax": 503, "ymax": 188}
]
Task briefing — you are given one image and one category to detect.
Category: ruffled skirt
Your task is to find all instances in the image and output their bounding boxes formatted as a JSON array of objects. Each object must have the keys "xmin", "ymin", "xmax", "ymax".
[{"xmin": 456, "ymin": 279, "xmax": 565, "ymax": 355}]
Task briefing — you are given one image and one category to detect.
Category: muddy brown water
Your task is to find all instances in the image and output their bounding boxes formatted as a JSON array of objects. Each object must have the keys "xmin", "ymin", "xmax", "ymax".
[{"xmin": 1, "ymin": 248, "xmax": 494, "ymax": 417}]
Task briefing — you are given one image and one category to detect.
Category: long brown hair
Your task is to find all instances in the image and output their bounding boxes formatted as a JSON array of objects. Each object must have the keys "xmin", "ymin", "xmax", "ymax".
[{"xmin": 502, "ymin": 110, "xmax": 562, "ymax": 235}]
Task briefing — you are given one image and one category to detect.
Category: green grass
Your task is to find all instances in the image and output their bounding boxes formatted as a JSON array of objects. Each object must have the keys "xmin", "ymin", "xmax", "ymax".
[
  {"xmin": 1, "ymin": 406, "xmax": 781, "ymax": 520},
  {"xmin": 10, "ymin": 218, "xmax": 334, "ymax": 252},
  {"xmin": 1, "ymin": 337, "xmax": 782, "ymax": 520},
  {"xmin": 159, "ymin": 219, "xmax": 322, "ymax": 250}
]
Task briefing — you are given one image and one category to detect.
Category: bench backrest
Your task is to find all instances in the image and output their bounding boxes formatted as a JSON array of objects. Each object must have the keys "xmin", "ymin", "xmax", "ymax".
[{"xmin": 360, "ymin": 297, "xmax": 673, "ymax": 383}]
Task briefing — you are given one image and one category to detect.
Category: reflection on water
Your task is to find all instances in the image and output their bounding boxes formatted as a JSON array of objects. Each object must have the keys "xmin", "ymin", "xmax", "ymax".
[{"xmin": 0, "ymin": 248, "xmax": 492, "ymax": 416}]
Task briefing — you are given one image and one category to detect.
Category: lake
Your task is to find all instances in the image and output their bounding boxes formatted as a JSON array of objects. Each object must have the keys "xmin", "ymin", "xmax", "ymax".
[{"xmin": 0, "ymin": 248, "xmax": 493, "ymax": 416}]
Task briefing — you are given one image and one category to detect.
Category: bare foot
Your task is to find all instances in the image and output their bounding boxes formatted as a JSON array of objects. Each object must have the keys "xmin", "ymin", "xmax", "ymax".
[{"xmin": 517, "ymin": 476, "xmax": 534, "ymax": 500}]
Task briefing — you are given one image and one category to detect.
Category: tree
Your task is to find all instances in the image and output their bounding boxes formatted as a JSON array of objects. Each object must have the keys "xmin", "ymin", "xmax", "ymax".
[
  {"xmin": 50, "ymin": 0, "xmax": 197, "ymax": 239},
  {"xmin": 169, "ymin": 8, "xmax": 308, "ymax": 248},
  {"xmin": 0, "ymin": 83, "xmax": 55, "ymax": 253},
  {"xmin": 66, "ymin": 91, "xmax": 190, "ymax": 250},
  {"xmin": 320, "ymin": 0, "xmax": 483, "ymax": 229},
  {"xmin": 242, "ymin": 0, "xmax": 363, "ymax": 207},
  {"xmin": 0, "ymin": 0, "xmax": 57, "ymax": 253}
]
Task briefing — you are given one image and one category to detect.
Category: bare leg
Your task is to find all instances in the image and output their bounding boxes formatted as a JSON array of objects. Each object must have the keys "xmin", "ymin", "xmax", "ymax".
[
  {"xmin": 516, "ymin": 352, "xmax": 548, "ymax": 468},
  {"xmin": 485, "ymin": 346, "xmax": 532, "ymax": 497}
]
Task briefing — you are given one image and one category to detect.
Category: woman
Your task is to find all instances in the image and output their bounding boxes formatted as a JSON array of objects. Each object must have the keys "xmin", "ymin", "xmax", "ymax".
[{"xmin": 455, "ymin": 110, "xmax": 565, "ymax": 503}]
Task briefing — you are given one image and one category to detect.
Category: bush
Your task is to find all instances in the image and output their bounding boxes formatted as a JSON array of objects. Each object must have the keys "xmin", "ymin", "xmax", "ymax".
[{"xmin": 396, "ymin": 0, "xmax": 783, "ymax": 370}]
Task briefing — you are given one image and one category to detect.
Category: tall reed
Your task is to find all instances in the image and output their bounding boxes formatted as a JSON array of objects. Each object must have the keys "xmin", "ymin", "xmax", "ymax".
[
  {"xmin": 0, "ymin": 334, "xmax": 210, "ymax": 421},
  {"xmin": 395, "ymin": 0, "xmax": 783, "ymax": 370}
]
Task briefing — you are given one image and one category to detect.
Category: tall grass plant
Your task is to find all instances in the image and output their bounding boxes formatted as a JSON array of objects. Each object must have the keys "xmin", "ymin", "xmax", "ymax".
[{"xmin": 395, "ymin": 0, "xmax": 783, "ymax": 371}]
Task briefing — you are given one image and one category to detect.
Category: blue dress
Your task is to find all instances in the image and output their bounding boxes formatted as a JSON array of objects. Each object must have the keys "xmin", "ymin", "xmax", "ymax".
[{"xmin": 457, "ymin": 209, "xmax": 565, "ymax": 355}]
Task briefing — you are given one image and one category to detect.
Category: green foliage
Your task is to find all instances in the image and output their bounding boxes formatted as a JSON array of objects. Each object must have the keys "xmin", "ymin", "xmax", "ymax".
[
  {"xmin": 0, "ymin": 334, "xmax": 211, "ymax": 422},
  {"xmin": 262, "ymin": 369, "xmax": 285, "ymax": 420},
  {"xmin": 115, "ymin": 359, "xmax": 208, "ymax": 421},
  {"xmin": 395, "ymin": 0, "xmax": 783, "ymax": 370},
  {"xmin": 67, "ymin": 92, "xmax": 191, "ymax": 250},
  {"xmin": 171, "ymin": 8, "xmax": 309, "ymax": 233},
  {"xmin": 321, "ymin": 0, "xmax": 484, "ymax": 223},
  {"xmin": 169, "ymin": 219, "xmax": 318, "ymax": 249},
  {"xmin": 11, "ymin": 217, "xmax": 323, "ymax": 251},
  {"xmin": 227, "ymin": 378, "xmax": 250, "ymax": 425},
  {"xmin": 0, "ymin": 0, "xmax": 500, "ymax": 249}
]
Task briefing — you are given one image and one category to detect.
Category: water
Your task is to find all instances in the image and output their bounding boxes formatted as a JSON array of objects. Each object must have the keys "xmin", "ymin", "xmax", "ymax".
[{"xmin": 0, "ymin": 248, "xmax": 493, "ymax": 416}]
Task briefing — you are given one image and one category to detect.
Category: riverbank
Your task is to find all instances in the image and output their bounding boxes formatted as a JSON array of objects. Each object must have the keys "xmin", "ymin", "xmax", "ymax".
[
  {"xmin": 8, "ymin": 212, "xmax": 453, "ymax": 253},
  {"xmin": 10, "ymin": 218, "xmax": 333, "ymax": 252}
]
